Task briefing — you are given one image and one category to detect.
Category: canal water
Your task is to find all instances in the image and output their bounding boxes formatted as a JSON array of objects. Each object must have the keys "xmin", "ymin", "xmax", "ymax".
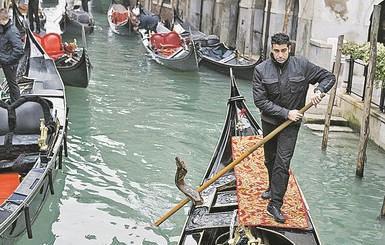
[{"xmin": 6, "ymin": 1, "xmax": 385, "ymax": 244}]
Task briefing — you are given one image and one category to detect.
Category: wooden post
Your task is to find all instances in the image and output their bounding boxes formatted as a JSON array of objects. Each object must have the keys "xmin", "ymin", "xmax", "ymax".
[
  {"xmin": 248, "ymin": 0, "xmax": 256, "ymax": 59},
  {"xmin": 210, "ymin": 0, "xmax": 216, "ymax": 34},
  {"xmin": 381, "ymin": 195, "xmax": 385, "ymax": 218},
  {"xmin": 321, "ymin": 35, "xmax": 344, "ymax": 149},
  {"xmin": 262, "ymin": 0, "xmax": 272, "ymax": 60},
  {"xmin": 356, "ymin": 5, "xmax": 381, "ymax": 177},
  {"xmin": 158, "ymin": 0, "xmax": 165, "ymax": 16},
  {"xmin": 282, "ymin": 0, "xmax": 293, "ymax": 34}
]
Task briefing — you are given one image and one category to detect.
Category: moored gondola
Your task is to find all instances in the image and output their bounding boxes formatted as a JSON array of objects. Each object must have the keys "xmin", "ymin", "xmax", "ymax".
[
  {"xmin": 32, "ymin": 30, "xmax": 91, "ymax": 88},
  {"xmin": 107, "ymin": 0, "xmax": 133, "ymax": 35},
  {"xmin": 138, "ymin": 28, "xmax": 199, "ymax": 72},
  {"xmin": 0, "ymin": 28, "xmax": 68, "ymax": 243},
  {"xmin": 174, "ymin": 71, "xmax": 321, "ymax": 244},
  {"xmin": 173, "ymin": 13, "xmax": 262, "ymax": 80},
  {"xmin": 25, "ymin": 32, "xmax": 90, "ymax": 88},
  {"xmin": 133, "ymin": 6, "xmax": 198, "ymax": 72},
  {"xmin": 60, "ymin": 2, "xmax": 94, "ymax": 35}
]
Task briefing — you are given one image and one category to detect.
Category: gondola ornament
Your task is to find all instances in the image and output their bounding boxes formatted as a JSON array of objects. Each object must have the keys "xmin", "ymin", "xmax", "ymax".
[
  {"xmin": 38, "ymin": 118, "xmax": 48, "ymax": 151},
  {"xmin": 175, "ymin": 157, "xmax": 203, "ymax": 205}
]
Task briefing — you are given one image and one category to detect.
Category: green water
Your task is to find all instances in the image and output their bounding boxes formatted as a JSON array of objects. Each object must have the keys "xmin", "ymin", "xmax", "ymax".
[{"xmin": 8, "ymin": 2, "xmax": 385, "ymax": 244}]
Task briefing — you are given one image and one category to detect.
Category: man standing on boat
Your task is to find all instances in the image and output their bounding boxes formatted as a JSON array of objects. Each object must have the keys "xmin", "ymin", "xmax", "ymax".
[
  {"xmin": 252, "ymin": 32, "xmax": 335, "ymax": 223},
  {"xmin": 28, "ymin": 0, "xmax": 40, "ymax": 33},
  {"xmin": 0, "ymin": 8, "xmax": 24, "ymax": 104}
]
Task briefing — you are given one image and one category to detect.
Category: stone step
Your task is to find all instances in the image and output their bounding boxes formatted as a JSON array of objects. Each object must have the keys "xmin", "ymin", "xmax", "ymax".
[
  {"xmin": 306, "ymin": 104, "xmax": 343, "ymax": 116},
  {"xmin": 304, "ymin": 123, "xmax": 354, "ymax": 132},
  {"xmin": 303, "ymin": 113, "xmax": 349, "ymax": 126}
]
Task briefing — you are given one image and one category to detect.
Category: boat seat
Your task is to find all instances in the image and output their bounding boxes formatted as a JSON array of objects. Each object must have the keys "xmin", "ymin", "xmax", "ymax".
[
  {"xmin": 162, "ymin": 31, "xmax": 182, "ymax": 49},
  {"xmin": 150, "ymin": 32, "xmax": 182, "ymax": 50},
  {"xmin": 112, "ymin": 11, "xmax": 128, "ymax": 24},
  {"xmin": 41, "ymin": 33, "xmax": 65, "ymax": 59},
  {"xmin": 150, "ymin": 33, "xmax": 165, "ymax": 49},
  {"xmin": 0, "ymin": 96, "xmax": 56, "ymax": 161}
]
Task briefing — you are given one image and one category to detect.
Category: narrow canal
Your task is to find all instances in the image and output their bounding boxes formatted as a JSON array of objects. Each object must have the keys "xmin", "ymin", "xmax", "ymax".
[{"xmin": 8, "ymin": 1, "xmax": 385, "ymax": 244}]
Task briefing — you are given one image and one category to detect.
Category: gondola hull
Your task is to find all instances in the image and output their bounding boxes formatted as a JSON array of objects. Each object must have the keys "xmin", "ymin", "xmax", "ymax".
[
  {"xmin": 60, "ymin": 9, "xmax": 94, "ymax": 35},
  {"xmin": 198, "ymin": 52, "xmax": 261, "ymax": 80},
  {"xmin": 173, "ymin": 13, "xmax": 262, "ymax": 79},
  {"xmin": 0, "ymin": 28, "xmax": 67, "ymax": 244},
  {"xmin": 107, "ymin": 2, "xmax": 132, "ymax": 35},
  {"xmin": 56, "ymin": 48, "xmax": 91, "ymax": 88},
  {"xmin": 145, "ymin": 45, "xmax": 199, "ymax": 72},
  {"xmin": 31, "ymin": 31, "xmax": 91, "ymax": 88},
  {"xmin": 176, "ymin": 73, "xmax": 321, "ymax": 245},
  {"xmin": 139, "ymin": 29, "xmax": 199, "ymax": 72}
]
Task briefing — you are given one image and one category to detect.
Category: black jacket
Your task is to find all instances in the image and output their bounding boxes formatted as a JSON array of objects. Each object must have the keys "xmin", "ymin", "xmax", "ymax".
[
  {"xmin": 137, "ymin": 14, "xmax": 158, "ymax": 32},
  {"xmin": 252, "ymin": 55, "xmax": 335, "ymax": 125},
  {"xmin": 0, "ymin": 20, "xmax": 24, "ymax": 67}
]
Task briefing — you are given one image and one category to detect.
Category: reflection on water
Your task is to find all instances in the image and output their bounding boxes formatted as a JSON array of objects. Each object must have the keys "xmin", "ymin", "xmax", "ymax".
[{"xmin": 14, "ymin": 4, "xmax": 385, "ymax": 245}]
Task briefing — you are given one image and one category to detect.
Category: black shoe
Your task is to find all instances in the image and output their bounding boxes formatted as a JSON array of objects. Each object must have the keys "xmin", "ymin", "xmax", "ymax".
[
  {"xmin": 261, "ymin": 189, "xmax": 271, "ymax": 199},
  {"xmin": 267, "ymin": 205, "xmax": 286, "ymax": 223}
]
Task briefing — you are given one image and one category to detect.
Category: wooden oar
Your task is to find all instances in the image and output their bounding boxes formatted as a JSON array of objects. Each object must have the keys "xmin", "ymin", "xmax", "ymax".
[{"xmin": 153, "ymin": 97, "xmax": 322, "ymax": 227}]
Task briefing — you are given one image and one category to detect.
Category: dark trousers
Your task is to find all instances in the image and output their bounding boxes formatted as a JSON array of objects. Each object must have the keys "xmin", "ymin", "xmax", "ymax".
[
  {"xmin": 262, "ymin": 120, "xmax": 300, "ymax": 208},
  {"xmin": 2, "ymin": 65, "xmax": 20, "ymax": 104},
  {"xmin": 28, "ymin": 1, "xmax": 40, "ymax": 32}
]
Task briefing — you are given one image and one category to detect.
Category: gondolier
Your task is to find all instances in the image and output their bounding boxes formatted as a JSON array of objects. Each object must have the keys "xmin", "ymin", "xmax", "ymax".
[
  {"xmin": 132, "ymin": 8, "xmax": 158, "ymax": 33},
  {"xmin": 252, "ymin": 32, "xmax": 335, "ymax": 223},
  {"xmin": 0, "ymin": 8, "xmax": 24, "ymax": 104}
]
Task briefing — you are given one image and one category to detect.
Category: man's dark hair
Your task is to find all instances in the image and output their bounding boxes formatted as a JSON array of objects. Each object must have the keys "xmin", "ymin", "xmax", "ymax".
[{"xmin": 271, "ymin": 33, "xmax": 291, "ymax": 46}]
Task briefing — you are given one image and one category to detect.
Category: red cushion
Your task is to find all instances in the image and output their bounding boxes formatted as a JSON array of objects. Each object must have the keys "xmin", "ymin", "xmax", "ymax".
[
  {"xmin": 112, "ymin": 11, "xmax": 128, "ymax": 24},
  {"xmin": 150, "ymin": 33, "xmax": 165, "ymax": 49},
  {"xmin": 163, "ymin": 31, "xmax": 181, "ymax": 48},
  {"xmin": 41, "ymin": 33, "xmax": 65, "ymax": 59}
]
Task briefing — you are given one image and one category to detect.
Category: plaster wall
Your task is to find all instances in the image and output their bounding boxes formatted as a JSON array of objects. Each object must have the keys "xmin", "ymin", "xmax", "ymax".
[
  {"xmin": 308, "ymin": 39, "xmax": 333, "ymax": 70},
  {"xmin": 310, "ymin": 0, "xmax": 371, "ymax": 43},
  {"xmin": 185, "ymin": 0, "xmax": 202, "ymax": 29}
]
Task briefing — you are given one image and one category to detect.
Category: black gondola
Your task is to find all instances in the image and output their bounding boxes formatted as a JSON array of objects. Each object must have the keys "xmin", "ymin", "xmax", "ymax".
[
  {"xmin": 173, "ymin": 14, "xmax": 262, "ymax": 80},
  {"xmin": 27, "ymin": 33, "xmax": 90, "ymax": 88},
  {"xmin": 175, "ymin": 71, "xmax": 321, "ymax": 245},
  {"xmin": 55, "ymin": 45, "xmax": 91, "ymax": 88},
  {"xmin": 0, "ymin": 28, "xmax": 68, "ymax": 243},
  {"xmin": 11, "ymin": 3, "xmax": 91, "ymax": 88},
  {"xmin": 60, "ymin": 2, "xmax": 95, "ymax": 35}
]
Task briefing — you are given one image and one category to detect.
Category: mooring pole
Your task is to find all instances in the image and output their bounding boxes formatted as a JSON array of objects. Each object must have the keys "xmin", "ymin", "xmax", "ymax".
[
  {"xmin": 321, "ymin": 34, "xmax": 344, "ymax": 149},
  {"xmin": 356, "ymin": 5, "xmax": 380, "ymax": 177}
]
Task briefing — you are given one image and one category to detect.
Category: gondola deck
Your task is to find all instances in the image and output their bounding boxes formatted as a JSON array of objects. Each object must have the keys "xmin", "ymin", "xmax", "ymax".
[{"xmin": 232, "ymin": 135, "xmax": 309, "ymax": 228}]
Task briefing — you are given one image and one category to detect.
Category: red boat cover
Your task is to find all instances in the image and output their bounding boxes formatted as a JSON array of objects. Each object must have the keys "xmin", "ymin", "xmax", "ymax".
[{"xmin": 232, "ymin": 135, "xmax": 309, "ymax": 228}]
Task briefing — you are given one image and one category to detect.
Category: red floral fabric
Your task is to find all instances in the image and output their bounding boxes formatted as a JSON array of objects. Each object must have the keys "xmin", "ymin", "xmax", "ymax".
[{"xmin": 232, "ymin": 135, "xmax": 309, "ymax": 229}]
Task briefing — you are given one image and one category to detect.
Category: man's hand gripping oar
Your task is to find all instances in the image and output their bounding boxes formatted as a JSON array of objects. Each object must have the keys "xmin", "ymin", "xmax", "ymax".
[{"xmin": 153, "ymin": 94, "xmax": 325, "ymax": 227}]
